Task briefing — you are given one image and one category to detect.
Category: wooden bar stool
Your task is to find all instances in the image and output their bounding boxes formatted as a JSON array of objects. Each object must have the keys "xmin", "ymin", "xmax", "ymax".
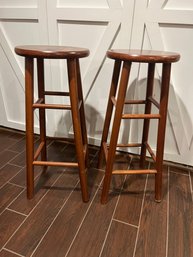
[
  {"xmin": 15, "ymin": 45, "xmax": 90, "ymax": 202},
  {"xmin": 98, "ymin": 49, "xmax": 180, "ymax": 204}
]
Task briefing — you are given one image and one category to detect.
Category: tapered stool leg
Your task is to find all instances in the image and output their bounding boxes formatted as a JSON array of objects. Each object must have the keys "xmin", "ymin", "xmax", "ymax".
[
  {"xmin": 140, "ymin": 63, "xmax": 155, "ymax": 168},
  {"xmin": 67, "ymin": 58, "xmax": 89, "ymax": 202},
  {"xmin": 76, "ymin": 59, "xmax": 89, "ymax": 168},
  {"xmin": 101, "ymin": 61, "xmax": 131, "ymax": 204},
  {"xmin": 155, "ymin": 63, "xmax": 171, "ymax": 201},
  {"xmin": 37, "ymin": 59, "xmax": 47, "ymax": 164},
  {"xmin": 25, "ymin": 57, "xmax": 34, "ymax": 199},
  {"xmin": 98, "ymin": 60, "xmax": 122, "ymax": 169}
]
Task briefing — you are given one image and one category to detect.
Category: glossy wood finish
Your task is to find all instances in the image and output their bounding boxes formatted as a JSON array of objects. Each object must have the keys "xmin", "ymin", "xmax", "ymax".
[
  {"xmin": 15, "ymin": 45, "xmax": 89, "ymax": 202},
  {"xmin": 0, "ymin": 127, "xmax": 192, "ymax": 257},
  {"xmin": 15, "ymin": 45, "xmax": 89, "ymax": 59},
  {"xmin": 99, "ymin": 49, "xmax": 180, "ymax": 204},
  {"xmin": 107, "ymin": 49, "xmax": 180, "ymax": 63}
]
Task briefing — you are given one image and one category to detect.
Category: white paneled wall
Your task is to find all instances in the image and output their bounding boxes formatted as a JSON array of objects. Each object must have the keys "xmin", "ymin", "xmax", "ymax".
[{"xmin": 0, "ymin": 0, "xmax": 193, "ymax": 166}]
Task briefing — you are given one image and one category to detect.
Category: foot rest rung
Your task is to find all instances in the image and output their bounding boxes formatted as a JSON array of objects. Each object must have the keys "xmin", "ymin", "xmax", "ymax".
[
  {"xmin": 122, "ymin": 114, "xmax": 160, "ymax": 119},
  {"xmin": 33, "ymin": 161, "xmax": 78, "ymax": 167},
  {"xmin": 112, "ymin": 169, "xmax": 157, "ymax": 175}
]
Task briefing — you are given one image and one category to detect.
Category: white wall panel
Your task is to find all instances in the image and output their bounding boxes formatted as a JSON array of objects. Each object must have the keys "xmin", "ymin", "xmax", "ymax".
[{"xmin": 0, "ymin": 0, "xmax": 192, "ymax": 165}]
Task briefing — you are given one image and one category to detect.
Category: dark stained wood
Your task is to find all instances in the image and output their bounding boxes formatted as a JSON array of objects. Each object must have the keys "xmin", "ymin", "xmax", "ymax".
[
  {"xmin": 9, "ymin": 143, "xmax": 78, "ymax": 215},
  {"xmin": 114, "ymin": 158, "xmax": 147, "ymax": 226},
  {"xmin": 168, "ymin": 169, "xmax": 193, "ymax": 257},
  {"xmin": 9, "ymin": 166, "xmax": 42, "ymax": 188},
  {"xmin": 0, "ymin": 164, "xmax": 21, "ymax": 188},
  {"xmin": 66, "ymin": 192, "xmax": 120, "ymax": 257},
  {"xmin": 134, "ymin": 166, "xmax": 168, "ymax": 257},
  {"xmin": 8, "ymin": 166, "xmax": 63, "ymax": 215},
  {"xmin": 0, "ymin": 210, "xmax": 25, "ymax": 248},
  {"xmin": 0, "ymin": 183, "xmax": 24, "ymax": 214},
  {"xmin": 7, "ymin": 137, "xmax": 26, "ymax": 152},
  {"xmin": 0, "ymin": 128, "xmax": 192, "ymax": 257},
  {"xmin": 5, "ymin": 172, "xmax": 79, "ymax": 256},
  {"xmin": 0, "ymin": 151, "xmax": 19, "ymax": 170},
  {"xmin": 9, "ymin": 151, "xmax": 26, "ymax": 168},
  {"xmin": 100, "ymin": 220, "xmax": 137, "ymax": 257},
  {"xmin": 31, "ymin": 168, "xmax": 103, "ymax": 257}
]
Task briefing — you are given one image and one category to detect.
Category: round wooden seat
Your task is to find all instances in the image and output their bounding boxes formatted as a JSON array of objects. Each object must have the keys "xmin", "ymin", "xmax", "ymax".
[
  {"xmin": 107, "ymin": 49, "xmax": 180, "ymax": 63},
  {"xmin": 15, "ymin": 45, "xmax": 89, "ymax": 59}
]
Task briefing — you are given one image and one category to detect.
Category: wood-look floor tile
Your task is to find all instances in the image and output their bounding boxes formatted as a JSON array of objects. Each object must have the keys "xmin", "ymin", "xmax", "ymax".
[
  {"xmin": 0, "ymin": 151, "xmax": 19, "ymax": 169},
  {"xmin": 65, "ymin": 188, "xmax": 120, "ymax": 257},
  {"xmin": 168, "ymin": 171, "xmax": 193, "ymax": 257},
  {"xmin": 114, "ymin": 158, "xmax": 147, "ymax": 226},
  {"xmin": 100, "ymin": 220, "xmax": 137, "ymax": 257},
  {"xmin": 0, "ymin": 249, "xmax": 20, "ymax": 257},
  {"xmin": 169, "ymin": 165, "xmax": 189, "ymax": 175},
  {"xmin": 32, "ymin": 168, "xmax": 104, "ymax": 257},
  {"xmin": 0, "ymin": 210, "xmax": 25, "ymax": 248},
  {"xmin": 0, "ymin": 164, "xmax": 21, "ymax": 188},
  {"xmin": 9, "ymin": 166, "xmax": 65, "ymax": 215},
  {"xmin": 0, "ymin": 138, "xmax": 19, "ymax": 153},
  {"xmin": 9, "ymin": 166, "xmax": 42, "ymax": 188},
  {"xmin": 0, "ymin": 184, "xmax": 24, "ymax": 214},
  {"xmin": 8, "ymin": 151, "xmax": 25, "ymax": 168},
  {"xmin": 134, "ymin": 167, "xmax": 168, "ymax": 257},
  {"xmin": 5, "ymin": 172, "xmax": 79, "ymax": 256},
  {"xmin": 7, "ymin": 137, "xmax": 26, "ymax": 153}
]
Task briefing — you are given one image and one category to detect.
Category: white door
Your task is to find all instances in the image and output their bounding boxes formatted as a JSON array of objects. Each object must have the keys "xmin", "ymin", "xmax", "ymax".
[{"xmin": 0, "ymin": 0, "xmax": 193, "ymax": 166}]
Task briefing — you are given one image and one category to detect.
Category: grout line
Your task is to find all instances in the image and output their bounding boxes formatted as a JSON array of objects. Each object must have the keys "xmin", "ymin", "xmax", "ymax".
[
  {"xmin": 166, "ymin": 166, "xmax": 170, "ymax": 257},
  {"xmin": 98, "ymin": 157, "xmax": 133, "ymax": 257},
  {"xmin": 6, "ymin": 208, "xmax": 28, "ymax": 217},
  {"xmin": 30, "ymin": 148, "xmax": 98, "ymax": 257},
  {"xmin": 0, "ymin": 166, "xmax": 24, "ymax": 190},
  {"xmin": 3, "ymin": 170, "xmax": 66, "ymax": 249},
  {"xmin": 64, "ymin": 176, "xmax": 105, "ymax": 257},
  {"xmin": 169, "ymin": 170, "xmax": 189, "ymax": 176},
  {"xmin": 8, "ymin": 182, "xmax": 25, "ymax": 189},
  {"xmin": 98, "ymin": 175, "xmax": 127, "ymax": 257},
  {"xmin": 3, "ymin": 145, "xmax": 76, "ymax": 251},
  {"xmin": 0, "ymin": 188, "xmax": 25, "ymax": 217},
  {"xmin": 113, "ymin": 218, "xmax": 139, "ymax": 229},
  {"xmin": 2, "ymin": 247, "xmax": 25, "ymax": 257},
  {"xmin": 132, "ymin": 172, "xmax": 149, "ymax": 257},
  {"xmin": 30, "ymin": 180, "xmax": 80, "ymax": 257}
]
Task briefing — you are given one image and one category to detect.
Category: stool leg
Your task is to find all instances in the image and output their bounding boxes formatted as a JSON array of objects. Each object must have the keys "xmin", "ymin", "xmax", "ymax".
[
  {"xmin": 67, "ymin": 58, "xmax": 89, "ymax": 202},
  {"xmin": 98, "ymin": 60, "xmax": 122, "ymax": 169},
  {"xmin": 76, "ymin": 59, "xmax": 89, "ymax": 168},
  {"xmin": 101, "ymin": 61, "xmax": 131, "ymax": 204},
  {"xmin": 140, "ymin": 63, "xmax": 155, "ymax": 168},
  {"xmin": 37, "ymin": 59, "xmax": 47, "ymax": 165},
  {"xmin": 155, "ymin": 63, "xmax": 171, "ymax": 202},
  {"xmin": 25, "ymin": 57, "xmax": 34, "ymax": 199}
]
